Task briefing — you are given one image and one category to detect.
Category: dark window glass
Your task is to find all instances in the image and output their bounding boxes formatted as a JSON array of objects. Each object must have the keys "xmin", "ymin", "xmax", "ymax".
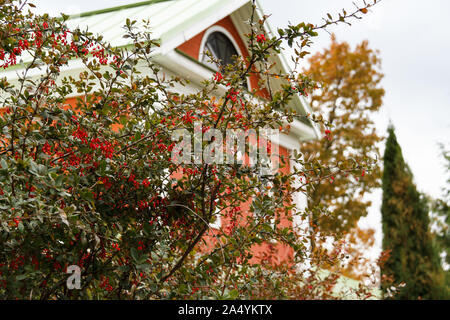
[{"xmin": 202, "ymin": 31, "xmax": 239, "ymax": 67}]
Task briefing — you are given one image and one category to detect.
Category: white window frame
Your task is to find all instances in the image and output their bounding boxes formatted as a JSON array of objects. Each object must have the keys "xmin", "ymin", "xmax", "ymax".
[{"xmin": 199, "ymin": 25, "xmax": 251, "ymax": 90}]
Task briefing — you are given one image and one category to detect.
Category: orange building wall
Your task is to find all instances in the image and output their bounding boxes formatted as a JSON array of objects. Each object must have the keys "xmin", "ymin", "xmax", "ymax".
[{"xmin": 179, "ymin": 15, "xmax": 294, "ymax": 265}]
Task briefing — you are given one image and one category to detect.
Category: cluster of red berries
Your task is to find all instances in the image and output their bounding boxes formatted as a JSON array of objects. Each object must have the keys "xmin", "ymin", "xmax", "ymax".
[
  {"xmin": 99, "ymin": 276, "xmax": 114, "ymax": 292},
  {"xmin": 214, "ymin": 72, "xmax": 223, "ymax": 82},
  {"xmin": 324, "ymin": 129, "xmax": 331, "ymax": 141},
  {"xmin": 226, "ymin": 88, "xmax": 239, "ymax": 103},
  {"xmin": 182, "ymin": 110, "xmax": 197, "ymax": 124},
  {"xmin": 256, "ymin": 33, "xmax": 266, "ymax": 43}
]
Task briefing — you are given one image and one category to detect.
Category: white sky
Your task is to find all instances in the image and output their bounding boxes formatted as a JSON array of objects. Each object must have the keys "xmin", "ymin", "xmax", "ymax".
[{"xmin": 29, "ymin": 0, "xmax": 450, "ymax": 259}]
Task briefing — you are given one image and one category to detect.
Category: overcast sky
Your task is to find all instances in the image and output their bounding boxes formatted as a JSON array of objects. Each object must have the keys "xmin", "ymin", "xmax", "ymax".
[{"xmin": 29, "ymin": 0, "xmax": 450, "ymax": 258}]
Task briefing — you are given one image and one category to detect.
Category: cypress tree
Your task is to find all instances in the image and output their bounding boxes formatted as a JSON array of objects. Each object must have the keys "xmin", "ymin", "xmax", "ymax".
[{"xmin": 381, "ymin": 126, "xmax": 443, "ymax": 299}]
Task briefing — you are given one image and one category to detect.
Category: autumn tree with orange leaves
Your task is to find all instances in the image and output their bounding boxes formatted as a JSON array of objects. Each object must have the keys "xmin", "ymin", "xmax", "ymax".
[{"xmin": 301, "ymin": 35, "xmax": 385, "ymax": 278}]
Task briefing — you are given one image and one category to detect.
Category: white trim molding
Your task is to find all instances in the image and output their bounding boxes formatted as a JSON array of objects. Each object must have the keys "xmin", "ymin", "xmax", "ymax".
[{"xmin": 198, "ymin": 25, "xmax": 243, "ymax": 62}]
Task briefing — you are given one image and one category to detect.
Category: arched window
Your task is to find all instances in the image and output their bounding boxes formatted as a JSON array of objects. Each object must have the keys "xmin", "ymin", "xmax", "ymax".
[
  {"xmin": 200, "ymin": 27, "xmax": 249, "ymax": 89},
  {"xmin": 201, "ymin": 31, "xmax": 239, "ymax": 68}
]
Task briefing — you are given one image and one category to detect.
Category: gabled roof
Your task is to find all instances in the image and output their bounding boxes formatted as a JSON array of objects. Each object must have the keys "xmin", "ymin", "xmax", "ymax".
[
  {"xmin": 66, "ymin": 0, "xmax": 250, "ymax": 55},
  {"xmin": 5, "ymin": 0, "xmax": 320, "ymax": 140}
]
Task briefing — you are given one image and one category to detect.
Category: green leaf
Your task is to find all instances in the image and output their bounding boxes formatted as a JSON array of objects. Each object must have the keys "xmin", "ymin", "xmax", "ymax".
[
  {"xmin": 228, "ymin": 289, "xmax": 239, "ymax": 299},
  {"xmin": 16, "ymin": 274, "xmax": 28, "ymax": 281},
  {"xmin": 58, "ymin": 208, "xmax": 69, "ymax": 226},
  {"xmin": 1, "ymin": 158, "xmax": 8, "ymax": 170},
  {"xmin": 131, "ymin": 247, "xmax": 138, "ymax": 262}
]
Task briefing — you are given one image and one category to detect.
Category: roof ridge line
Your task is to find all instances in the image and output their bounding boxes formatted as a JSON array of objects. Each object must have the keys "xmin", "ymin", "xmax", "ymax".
[{"xmin": 69, "ymin": 0, "xmax": 173, "ymax": 19}]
